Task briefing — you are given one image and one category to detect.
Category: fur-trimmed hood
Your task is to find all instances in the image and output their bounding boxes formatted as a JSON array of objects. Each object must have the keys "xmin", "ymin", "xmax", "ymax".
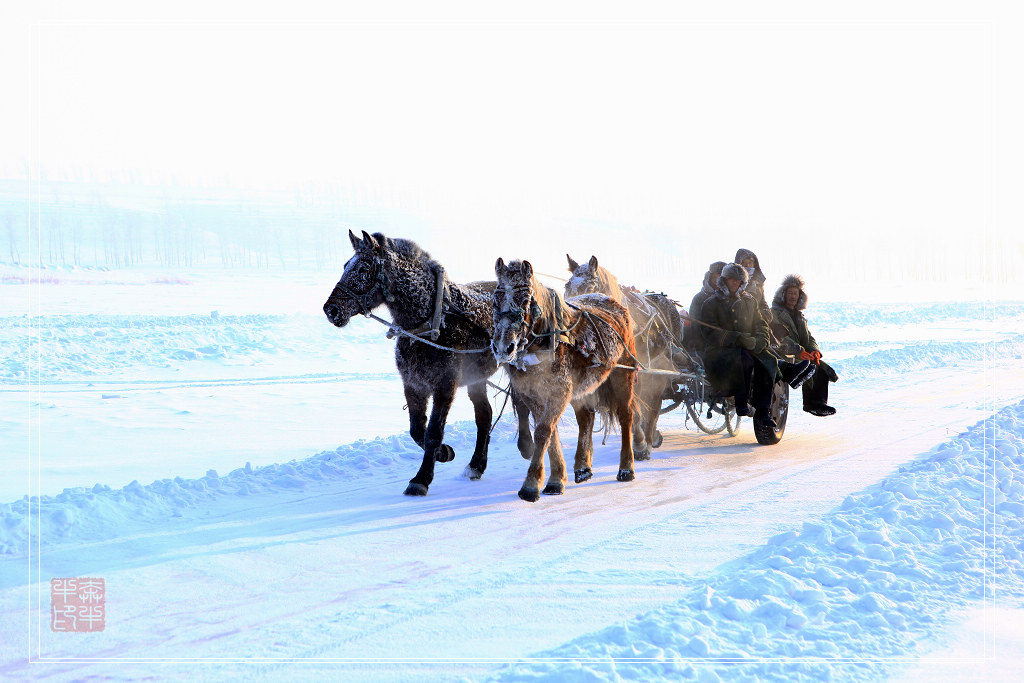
[
  {"xmin": 734, "ymin": 248, "xmax": 766, "ymax": 285},
  {"xmin": 772, "ymin": 274, "xmax": 808, "ymax": 311},
  {"xmin": 715, "ymin": 262, "xmax": 751, "ymax": 300}
]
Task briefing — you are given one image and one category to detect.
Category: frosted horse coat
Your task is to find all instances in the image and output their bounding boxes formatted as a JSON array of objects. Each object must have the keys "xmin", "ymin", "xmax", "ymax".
[
  {"xmin": 323, "ymin": 231, "xmax": 499, "ymax": 496},
  {"xmin": 565, "ymin": 254, "xmax": 683, "ymax": 459},
  {"xmin": 491, "ymin": 258, "xmax": 637, "ymax": 502}
]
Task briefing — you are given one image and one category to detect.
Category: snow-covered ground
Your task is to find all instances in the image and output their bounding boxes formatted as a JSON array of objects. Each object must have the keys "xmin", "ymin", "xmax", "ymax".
[{"xmin": 2, "ymin": 267, "xmax": 1024, "ymax": 682}]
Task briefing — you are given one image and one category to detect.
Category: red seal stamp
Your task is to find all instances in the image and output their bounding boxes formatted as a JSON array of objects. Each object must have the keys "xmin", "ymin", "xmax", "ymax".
[{"xmin": 50, "ymin": 578, "xmax": 105, "ymax": 632}]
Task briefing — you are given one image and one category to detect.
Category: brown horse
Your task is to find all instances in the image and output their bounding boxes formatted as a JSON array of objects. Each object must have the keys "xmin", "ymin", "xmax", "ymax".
[
  {"xmin": 565, "ymin": 255, "xmax": 684, "ymax": 459},
  {"xmin": 491, "ymin": 258, "xmax": 637, "ymax": 502}
]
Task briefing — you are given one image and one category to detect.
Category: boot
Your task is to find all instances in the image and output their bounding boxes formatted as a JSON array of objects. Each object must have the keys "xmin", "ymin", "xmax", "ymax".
[
  {"xmin": 804, "ymin": 404, "xmax": 836, "ymax": 417},
  {"xmin": 780, "ymin": 359, "xmax": 815, "ymax": 389},
  {"xmin": 733, "ymin": 394, "xmax": 751, "ymax": 416}
]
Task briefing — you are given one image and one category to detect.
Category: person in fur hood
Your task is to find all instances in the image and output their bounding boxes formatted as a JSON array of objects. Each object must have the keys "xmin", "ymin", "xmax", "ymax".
[
  {"xmin": 682, "ymin": 260, "xmax": 727, "ymax": 352},
  {"xmin": 770, "ymin": 274, "xmax": 839, "ymax": 417},
  {"xmin": 735, "ymin": 248, "xmax": 772, "ymax": 323},
  {"xmin": 700, "ymin": 263, "xmax": 812, "ymax": 429}
]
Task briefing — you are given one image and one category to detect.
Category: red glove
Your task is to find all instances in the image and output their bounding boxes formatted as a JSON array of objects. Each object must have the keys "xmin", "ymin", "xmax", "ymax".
[
  {"xmin": 810, "ymin": 350, "xmax": 822, "ymax": 363},
  {"xmin": 797, "ymin": 350, "xmax": 815, "ymax": 362}
]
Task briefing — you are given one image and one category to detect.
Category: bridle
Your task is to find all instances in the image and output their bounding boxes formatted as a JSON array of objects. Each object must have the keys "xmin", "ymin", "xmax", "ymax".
[
  {"xmin": 493, "ymin": 284, "xmax": 543, "ymax": 357},
  {"xmin": 332, "ymin": 253, "xmax": 395, "ymax": 316}
]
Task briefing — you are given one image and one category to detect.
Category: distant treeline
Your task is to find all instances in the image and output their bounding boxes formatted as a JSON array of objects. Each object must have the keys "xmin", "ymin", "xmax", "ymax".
[{"xmin": 0, "ymin": 180, "xmax": 395, "ymax": 270}]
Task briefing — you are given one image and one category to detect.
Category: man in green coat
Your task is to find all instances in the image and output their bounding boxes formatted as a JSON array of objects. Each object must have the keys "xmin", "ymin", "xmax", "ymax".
[
  {"xmin": 770, "ymin": 274, "xmax": 838, "ymax": 416},
  {"xmin": 700, "ymin": 263, "xmax": 812, "ymax": 429}
]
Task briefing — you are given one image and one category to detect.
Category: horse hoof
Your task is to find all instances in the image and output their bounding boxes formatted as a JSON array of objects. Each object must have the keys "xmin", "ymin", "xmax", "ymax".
[
  {"xmin": 574, "ymin": 468, "xmax": 592, "ymax": 484},
  {"xmin": 434, "ymin": 444, "xmax": 455, "ymax": 463},
  {"xmin": 404, "ymin": 482, "xmax": 428, "ymax": 496},
  {"xmin": 518, "ymin": 487, "xmax": 540, "ymax": 502},
  {"xmin": 634, "ymin": 446, "xmax": 651, "ymax": 462},
  {"xmin": 652, "ymin": 430, "xmax": 663, "ymax": 449},
  {"xmin": 616, "ymin": 469, "xmax": 635, "ymax": 482},
  {"xmin": 542, "ymin": 483, "xmax": 564, "ymax": 495},
  {"xmin": 464, "ymin": 466, "xmax": 483, "ymax": 480}
]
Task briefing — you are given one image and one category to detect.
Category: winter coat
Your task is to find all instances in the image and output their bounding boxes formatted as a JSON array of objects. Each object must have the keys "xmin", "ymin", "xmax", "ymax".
[
  {"xmin": 683, "ymin": 272, "xmax": 718, "ymax": 351},
  {"xmin": 769, "ymin": 278, "xmax": 839, "ymax": 383},
  {"xmin": 699, "ymin": 283, "xmax": 780, "ymax": 394}
]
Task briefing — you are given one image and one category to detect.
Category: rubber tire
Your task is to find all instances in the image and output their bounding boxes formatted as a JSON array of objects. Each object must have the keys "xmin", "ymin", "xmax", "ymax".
[{"xmin": 754, "ymin": 381, "xmax": 789, "ymax": 445}]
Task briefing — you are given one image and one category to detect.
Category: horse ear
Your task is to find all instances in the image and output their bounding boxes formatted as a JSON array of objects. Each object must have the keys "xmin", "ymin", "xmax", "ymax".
[
  {"xmin": 362, "ymin": 230, "xmax": 381, "ymax": 253},
  {"xmin": 495, "ymin": 257, "xmax": 505, "ymax": 276},
  {"xmin": 588, "ymin": 255, "xmax": 599, "ymax": 271},
  {"xmin": 349, "ymin": 230, "xmax": 362, "ymax": 251},
  {"xmin": 567, "ymin": 254, "xmax": 579, "ymax": 272},
  {"xmin": 522, "ymin": 260, "xmax": 534, "ymax": 278}
]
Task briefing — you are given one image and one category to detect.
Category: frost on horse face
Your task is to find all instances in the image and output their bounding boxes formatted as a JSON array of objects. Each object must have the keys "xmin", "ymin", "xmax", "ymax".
[
  {"xmin": 490, "ymin": 258, "xmax": 537, "ymax": 367},
  {"xmin": 565, "ymin": 254, "xmax": 623, "ymax": 302}
]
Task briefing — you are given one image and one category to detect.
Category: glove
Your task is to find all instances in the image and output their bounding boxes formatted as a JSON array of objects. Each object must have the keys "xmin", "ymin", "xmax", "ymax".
[
  {"xmin": 797, "ymin": 350, "xmax": 815, "ymax": 362},
  {"xmin": 738, "ymin": 333, "xmax": 756, "ymax": 350}
]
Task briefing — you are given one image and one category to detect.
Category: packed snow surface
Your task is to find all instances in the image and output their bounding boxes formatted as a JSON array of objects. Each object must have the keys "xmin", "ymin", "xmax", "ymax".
[{"xmin": 2, "ymin": 268, "xmax": 1023, "ymax": 682}]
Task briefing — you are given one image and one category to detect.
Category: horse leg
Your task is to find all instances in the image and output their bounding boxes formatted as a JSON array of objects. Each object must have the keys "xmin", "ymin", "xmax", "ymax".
[
  {"xmin": 631, "ymin": 380, "xmax": 652, "ymax": 462},
  {"xmin": 614, "ymin": 373, "xmax": 636, "ymax": 483},
  {"xmin": 643, "ymin": 376, "xmax": 669, "ymax": 450},
  {"xmin": 542, "ymin": 424, "xmax": 567, "ymax": 495},
  {"xmin": 404, "ymin": 385, "xmax": 428, "ymax": 449},
  {"xmin": 512, "ymin": 386, "xmax": 533, "ymax": 460},
  {"xmin": 404, "ymin": 379, "xmax": 458, "ymax": 496},
  {"xmin": 572, "ymin": 404, "xmax": 596, "ymax": 483},
  {"xmin": 520, "ymin": 392, "xmax": 569, "ymax": 502},
  {"xmin": 464, "ymin": 381, "xmax": 491, "ymax": 480}
]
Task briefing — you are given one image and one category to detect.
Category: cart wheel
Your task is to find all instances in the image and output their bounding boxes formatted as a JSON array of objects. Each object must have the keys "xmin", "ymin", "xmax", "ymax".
[
  {"xmin": 659, "ymin": 399, "xmax": 683, "ymax": 415},
  {"xmin": 652, "ymin": 430, "xmax": 663, "ymax": 449},
  {"xmin": 686, "ymin": 399, "xmax": 729, "ymax": 434},
  {"xmin": 725, "ymin": 403, "xmax": 741, "ymax": 437},
  {"xmin": 754, "ymin": 381, "xmax": 789, "ymax": 445}
]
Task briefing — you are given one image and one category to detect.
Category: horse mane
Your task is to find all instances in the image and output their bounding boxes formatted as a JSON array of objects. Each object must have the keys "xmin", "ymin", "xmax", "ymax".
[
  {"xmin": 374, "ymin": 233, "xmax": 443, "ymax": 276},
  {"xmin": 593, "ymin": 265, "xmax": 624, "ymax": 302}
]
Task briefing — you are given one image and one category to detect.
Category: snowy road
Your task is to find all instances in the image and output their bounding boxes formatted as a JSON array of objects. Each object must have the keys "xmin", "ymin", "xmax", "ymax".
[{"xmin": 4, "ymin": 356, "xmax": 1022, "ymax": 682}]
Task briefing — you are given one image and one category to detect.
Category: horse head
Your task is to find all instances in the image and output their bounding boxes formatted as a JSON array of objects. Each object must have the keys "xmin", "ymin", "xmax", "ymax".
[
  {"xmin": 565, "ymin": 254, "xmax": 622, "ymax": 301},
  {"xmin": 323, "ymin": 230, "xmax": 392, "ymax": 327},
  {"xmin": 491, "ymin": 258, "xmax": 542, "ymax": 365}
]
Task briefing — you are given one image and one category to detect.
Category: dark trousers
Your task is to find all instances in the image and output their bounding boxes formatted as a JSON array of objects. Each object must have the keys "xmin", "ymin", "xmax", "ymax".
[
  {"xmin": 736, "ymin": 350, "xmax": 774, "ymax": 414},
  {"xmin": 802, "ymin": 368, "xmax": 830, "ymax": 407}
]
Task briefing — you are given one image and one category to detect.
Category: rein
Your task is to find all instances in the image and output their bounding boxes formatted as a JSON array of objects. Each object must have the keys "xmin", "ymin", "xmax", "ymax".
[
  {"xmin": 679, "ymin": 311, "xmax": 787, "ymax": 361},
  {"xmin": 363, "ymin": 311, "xmax": 491, "ymax": 355}
]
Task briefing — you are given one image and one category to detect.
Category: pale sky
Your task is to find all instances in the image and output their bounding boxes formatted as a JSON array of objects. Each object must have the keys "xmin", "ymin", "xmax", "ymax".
[{"xmin": 2, "ymin": 1, "xmax": 1021, "ymax": 297}]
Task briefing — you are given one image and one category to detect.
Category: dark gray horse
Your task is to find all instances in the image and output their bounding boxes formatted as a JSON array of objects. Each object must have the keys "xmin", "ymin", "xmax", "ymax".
[{"xmin": 323, "ymin": 231, "xmax": 500, "ymax": 496}]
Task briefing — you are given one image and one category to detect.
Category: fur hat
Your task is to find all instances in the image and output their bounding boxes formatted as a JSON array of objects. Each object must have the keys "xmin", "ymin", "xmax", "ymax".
[
  {"xmin": 709, "ymin": 261, "xmax": 727, "ymax": 275},
  {"xmin": 720, "ymin": 262, "xmax": 749, "ymax": 286},
  {"xmin": 772, "ymin": 274, "xmax": 808, "ymax": 310}
]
